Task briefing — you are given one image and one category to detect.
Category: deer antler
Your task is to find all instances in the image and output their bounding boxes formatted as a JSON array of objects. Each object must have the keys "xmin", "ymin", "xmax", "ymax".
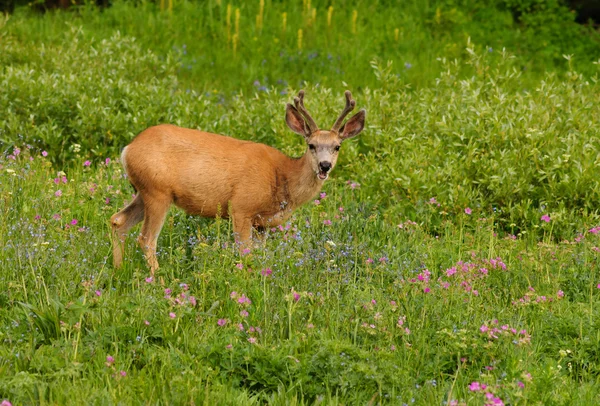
[
  {"xmin": 293, "ymin": 90, "xmax": 319, "ymax": 134},
  {"xmin": 331, "ymin": 90, "xmax": 356, "ymax": 133}
]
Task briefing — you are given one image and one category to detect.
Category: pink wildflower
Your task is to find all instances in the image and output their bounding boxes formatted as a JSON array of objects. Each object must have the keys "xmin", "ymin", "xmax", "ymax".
[
  {"xmin": 169, "ymin": 312, "xmax": 176, "ymax": 319},
  {"xmin": 541, "ymin": 214, "xmax": 551, "ymax": 223},
  {"xmin": 42, "ymin": 151, "xmax": 48, "ymax": 157},
  {"xmin": 261, "ymin": 268, "xmax": 272, "ymax": 276},
  {"xmin": 217, "ymin": 319, "xmax": 227, "ymax": 326},
  {"xmin": 84, "ymin": 160, "xmax": 91, "ymax": 167},
  {"xmin": 465, "ymin": 207, "xmax": 472, "ymax": 215},
  {"xmin": 55, "ymin": 190, "xmax": 62, "ymax": 197},
  {"xmin": 248, "ymin": 337, "xmax": 257, "ymax": 344},
  {"xmin": 323, "ymin": 219, "xmax": 332, "ymax": 226},
  {"xmin": 468, "ymin": 381, "xmax": 485, "ymax": 391}
]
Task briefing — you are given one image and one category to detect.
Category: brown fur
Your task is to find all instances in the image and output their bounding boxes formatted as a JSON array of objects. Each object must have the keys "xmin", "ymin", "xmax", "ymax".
[{"xmin": 110, "ymin": 91, "xmax": 366, "ymax": 273}]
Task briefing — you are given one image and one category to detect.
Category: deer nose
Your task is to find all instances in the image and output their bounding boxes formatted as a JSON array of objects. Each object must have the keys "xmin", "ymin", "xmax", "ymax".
[{"xmin": 319, "ymin": 161, "xmax": 332, "ymax": 173}]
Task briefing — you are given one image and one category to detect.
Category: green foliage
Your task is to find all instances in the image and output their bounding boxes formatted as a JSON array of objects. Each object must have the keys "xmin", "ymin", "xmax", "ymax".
[
  {"xmin": 1, "ymin": 149, "xmax": 600, "ymax": 404},
  {"xmin": 4, "ymin": 27, "xmax": 598, "ymax": 236}
]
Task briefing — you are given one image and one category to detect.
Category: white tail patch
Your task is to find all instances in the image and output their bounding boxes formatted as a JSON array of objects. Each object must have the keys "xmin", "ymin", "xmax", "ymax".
[{"xmin": 120, "ymin": 146, "xmax": 129, "ymax": 176}]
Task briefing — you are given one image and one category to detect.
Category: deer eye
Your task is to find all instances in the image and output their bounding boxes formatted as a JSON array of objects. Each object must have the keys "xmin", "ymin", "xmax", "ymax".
[
  {"xmin": 334, "ymin": 145, "xmax": 341, "ymax": 152},
  {"xmin": 309, "ymin": 144, "xmax": 316, "ymax": 151}
]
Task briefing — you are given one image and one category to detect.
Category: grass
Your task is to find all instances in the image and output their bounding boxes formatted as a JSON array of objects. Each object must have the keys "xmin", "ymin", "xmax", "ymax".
[
  {"xmin": 3, "ymin": 0, "xmax": 600, "ymax": 93},
  {"xmin": 1, "ymin": 147, "xmax": 600, "ymax": 404},
  {"xmin": 2, "ymin": 0, "xmax": 600, "ymax": 404}
]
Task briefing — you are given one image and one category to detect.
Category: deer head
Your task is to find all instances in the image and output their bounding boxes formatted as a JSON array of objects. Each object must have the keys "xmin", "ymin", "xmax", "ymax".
[{"xmin": 285, "ymin": 90, "xmax": 366, "ymax": 180}]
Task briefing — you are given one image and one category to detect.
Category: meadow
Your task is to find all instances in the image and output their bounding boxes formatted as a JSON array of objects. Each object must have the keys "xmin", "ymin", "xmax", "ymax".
[{"xmin": 1, "ymin": 0, "xmax": 600, "ymax": 404}]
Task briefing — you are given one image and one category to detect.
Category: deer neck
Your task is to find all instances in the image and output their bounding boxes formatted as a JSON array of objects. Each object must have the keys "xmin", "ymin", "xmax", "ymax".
[{"xmin": 285, "ymin": 153, "xmax": 323, "ymax": 208}]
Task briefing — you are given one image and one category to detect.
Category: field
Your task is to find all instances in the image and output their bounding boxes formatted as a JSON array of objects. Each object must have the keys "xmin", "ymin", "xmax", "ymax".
[{"xmin": 1, "ymin": 1, "xmax": 600, "ymax": 404}]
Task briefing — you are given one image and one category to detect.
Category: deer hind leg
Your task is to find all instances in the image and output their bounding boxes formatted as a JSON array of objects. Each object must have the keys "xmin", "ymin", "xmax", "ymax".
[
  {"xmin": 110, "ymin": 195, "xmax": 145, "ymax": 269},
  {"xmin": 137, "ymin": 194, "xmax": 171, "ymax": 274}
]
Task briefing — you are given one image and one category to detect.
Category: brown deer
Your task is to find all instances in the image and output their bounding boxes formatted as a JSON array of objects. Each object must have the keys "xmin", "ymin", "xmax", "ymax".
[{"xmin": 110, "ymin": 90, "xmax": 366, "ymax": 273}]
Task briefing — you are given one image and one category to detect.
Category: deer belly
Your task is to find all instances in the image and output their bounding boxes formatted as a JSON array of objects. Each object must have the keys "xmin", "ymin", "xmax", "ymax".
[{"xmin": 253, "ymin": 208, "xmax": 292, "ymax": 228}]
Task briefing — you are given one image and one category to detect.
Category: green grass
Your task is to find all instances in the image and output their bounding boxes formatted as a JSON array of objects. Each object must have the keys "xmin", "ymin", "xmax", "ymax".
[
  {"xmin": 1, "ymin": 147, "xmax": 600, "ymax": 404},
  {"xmin": 2, "ymin": 1, "xmax": 600, "ymax": 404},
  {"xmin": 3, "ymin": 0, "xmax": 600, "ymax": 93}
]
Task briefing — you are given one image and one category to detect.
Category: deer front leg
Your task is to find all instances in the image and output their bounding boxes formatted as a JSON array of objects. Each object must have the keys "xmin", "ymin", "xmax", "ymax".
[
  {"xmin": 254, "ymin": 226, "xmax": 268, "ymax": 247},
  {"xmin": 232, "ymin": 215, "xmax": 252, "ymax": 253}
]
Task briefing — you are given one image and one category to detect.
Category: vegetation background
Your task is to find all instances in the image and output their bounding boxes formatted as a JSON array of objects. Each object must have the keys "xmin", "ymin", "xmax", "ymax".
[{"xmin": 1, "ymin": 0, "xmax": 600, "ymax": 404}]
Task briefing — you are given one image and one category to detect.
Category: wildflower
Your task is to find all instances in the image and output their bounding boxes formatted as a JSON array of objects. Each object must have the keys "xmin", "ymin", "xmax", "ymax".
[
  {"xmin": 105, "ymin": 158, "xmax": 111, "ymax": 165},
  {"xmin": 164, "ymin": 288, "xmax": 172, "ymax": 297},
  {"xmin": 313, "ymin": 199, "xmax": 320, "ymax": 205},
  {"xmin": 338, "ymin": 207, "xmax": 344, "ymax": 212},
  {"xmin": 404, "ymin": 62, "xmax": 412, "ymax": 69},
  {"xmin": 144, "ymin": 320, "xmax": 150, "ymax": 326},
  {"xmin": 323, "ymin": 219, "xmax": 332, "ymax": 226},
  {"xmin": 366, "ymin": 258, "xmax": 374, "ymax": 264},
  {"xmin": 248, "ymin": 337, "xmax": 257, "ymax": 344},
  {"xmin": 238, "ymin": 294, "xmax": 251, "ymax": 305},
  {"xmin": 404, "ymin": 328, "xmax": 411, "ymax": 335},
  {"xmin": 293, "ymin": 292, "xmax": 300, "ymax": 302},
  {"xmin": 240, "ymin": 310, "xmax": 249, "ymax": 318},
  {"xmin": 70, "ymin": 219, "xmax": 78, "ymax": 226},
  {"xmin": 188, "ymin": 296, "xmax": 197, "ymax": 306},
  {"xmin": 557, "ymin": 290, "xmax": 564, "ymax": 298},
  {"xmin": 517, "ymin": 381, "xmax": 525, "ymax": 388},
  {"xmin": 238, "ymin": 323, "xmax": 244, "ymax": 331},
  {"xmin": 320, "ymin": 192, "xmax": 327, "ymax": 199},
  {"xmin": 84, "ymin": 160, "xmax": 91, "ymax": 167},
  {"xmin": 242, "ymin": 248, "xmax": 251, "ymax": 256},
  {"xmin": 465, "ymin": 207, "xmax": 472, "ymax": 215},
  {"xmin": 105, "ymin": 198, "xmax": 110, "ymax": 204},
  {"xmin": 217, "ymin": 319, "xmax": 227, "ymax": 326},
  {"xmin": 42, "ymin": 151, "xmax": 48, "ymax": 157},
  {"xmin": 480, "ymin": 324, "xmax": 489, "ymax": 333},
  {"xmin": 541, "ymin": 214, "xmax": 551, "ymax": 223},
  {"xmin": 169, "ymin": 312, "xmax": 176, "ymax": 319},
  {"xmin": 235, "ymin": 263, "xmax": 243, "ymax": 270},
  {"xmin": 226, "ymin": 344, "xmax": 233, "ymax": 349},
  {"xmin": 468, "ymin": 381, "xmax": 486, "ymax": 391},
  {"xmin": 145, "ymin": 276, "xmax": 154, "ymax": 283},
  {"xmin": 95, "ymin": 290, "xmax": 101, "ymax": 297},
  {"xmin": 119, "ymin": 371, "xmax": 126, "ymax": 377},
  {"xmin": 106, "ymin": 355, "xmax": 115, "ymax": 364},
  {"xmin": 307, "ymin": 323, "xmax": 314, "ymax": 329},
  {"xmin": 55, "ymin": 190, "xmax": 62, "ymax": 197},
  {"xmin": 230, "ymin": 291, "xmax": 238, "ymax": 299},
  {"xmin": 261, "ymin": 268, "xmax": 272, "ymax": 276}
]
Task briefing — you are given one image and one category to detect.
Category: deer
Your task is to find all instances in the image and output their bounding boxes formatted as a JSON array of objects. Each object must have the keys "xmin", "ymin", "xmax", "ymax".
[{"xmin": 110, "ymin": 90, "xmax": 366, "ymax": 273}]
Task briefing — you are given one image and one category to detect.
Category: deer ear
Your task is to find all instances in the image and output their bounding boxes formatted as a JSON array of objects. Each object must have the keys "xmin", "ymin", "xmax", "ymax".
[
  {"xmin": 340, "ymin": 109, "xmax": 366, "ymax": 140},
  {"xmin": 285, "ymin": 104, "xmax": 309, "ymax": 137}
]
